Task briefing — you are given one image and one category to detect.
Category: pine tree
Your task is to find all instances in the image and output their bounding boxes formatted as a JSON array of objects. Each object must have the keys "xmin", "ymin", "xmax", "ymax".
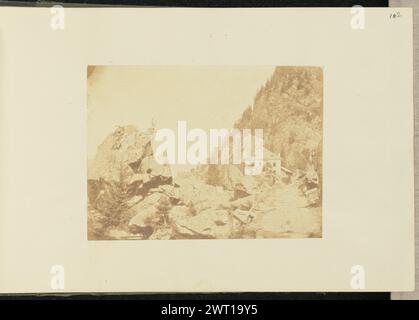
[{"xmin": 100, "ymin": 164, "xmax": 132, "ymax": 230}]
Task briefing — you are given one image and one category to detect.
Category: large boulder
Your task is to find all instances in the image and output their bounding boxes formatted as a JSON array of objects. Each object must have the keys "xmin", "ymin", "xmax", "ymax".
[
  {"xmin": 195, "ymin": 164, "xmax": 256, "ymax": 193},
  {"xmin": 169, "ymin": 207, "xmax": 232, "ymax": 239},
  {"xmin": 174, "ymin": 176, "xmax": 232, "ymax": 213},
  {"xmin": 128, "ymin": 192, "xmax": 172, "ymax": 238},
  {"xmin": 139, "ymin": 155, "xmax": 171, "ymax": 178},
  {"xmin": 129, "ymin": 205, "xmax": 158, "ymax": 228},
  {"xmin": 88, "ymin": 125, "xmax": 155, "ymax": 182}
]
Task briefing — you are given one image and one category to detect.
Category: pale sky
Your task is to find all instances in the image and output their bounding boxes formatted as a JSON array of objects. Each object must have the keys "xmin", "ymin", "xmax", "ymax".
[{"xmin": 87, "ymin": 66, "xmax": 275, "ymax": 159}]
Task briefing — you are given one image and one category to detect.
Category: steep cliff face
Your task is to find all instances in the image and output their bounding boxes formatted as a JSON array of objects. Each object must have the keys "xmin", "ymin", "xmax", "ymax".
[
  {"xmin": 87, "ymin": 125, "xmax": 173, "ymax": 239},
  {"xmin": 235, "ymin": 66, "xmax": 323, "ymax": 173},
  {"xmin": 88, "ymin": 125, "xmax": 155, "ymax": 182}
]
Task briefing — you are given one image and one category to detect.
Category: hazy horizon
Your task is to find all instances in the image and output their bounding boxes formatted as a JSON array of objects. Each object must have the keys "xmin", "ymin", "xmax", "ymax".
[{"xmin": 87, "ymin": 66, "xmax": 275, "ymax": 159}]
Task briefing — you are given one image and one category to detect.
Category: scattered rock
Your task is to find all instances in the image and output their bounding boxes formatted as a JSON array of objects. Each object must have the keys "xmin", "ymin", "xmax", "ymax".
[
  {"xmin": 126, "ymin": 195, "xmax": 143, "ymax": 207},
  {"xmin": 232, "ymin": 209, "xmax": 255, "ymax": 224},
  {"xmin": 129, "ymin": 225, "xmax": 154, "ymax": 239},
  {"xmin": 148, "ymin": 227, "xmax": 172, "ymax": 240},
  {"xmin": 212, "ymin": 210, "xmax": 230, "ymax": 226},
  {"xmin": 108, "ymin": 229, "xmax": 132, "ymax": 239},
  {"xmin": 132, "ymin": 193, "xmax": 162, "ymax": 211},
  {"xmin": 168, "ymin": 205, "xmax": 190, "ymax": 221},
  {"xmin": 129, "ymin": 206, "xmax": 158, "ymax": 228},
  {"xmin": 171, "ymin": 209, "xmax": 232, "ymax": 239},
  {"xmin": 229, "ymin": 195, "xmax": 255, "ymax": 210}
]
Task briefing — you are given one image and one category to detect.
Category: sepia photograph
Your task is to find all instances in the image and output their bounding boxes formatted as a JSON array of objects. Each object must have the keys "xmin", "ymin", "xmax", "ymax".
[
  {"xmin": 0, "ymin": 4, "xmax": 414, "ymax": 297},
  {"xmin": 87, "ymin": 66, "xmax": 323, "ymax": 240}
]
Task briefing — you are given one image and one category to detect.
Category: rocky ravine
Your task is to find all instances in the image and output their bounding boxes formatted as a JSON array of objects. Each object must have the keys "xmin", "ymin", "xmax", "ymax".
[
  {"xmin": 87, "ymin": 66, "xmax": 322, "ymax": 240},
  {"xmin": 87, "ymin": 125, "xmax": 321, "ymax": 240}
]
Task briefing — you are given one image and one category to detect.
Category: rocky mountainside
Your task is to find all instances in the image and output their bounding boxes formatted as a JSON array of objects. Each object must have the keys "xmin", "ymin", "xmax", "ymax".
[
  {"xmin": 87, "ymin": 124, "xmax": 318, "ymax": 240},
  {"xmin": 87, "ymin": 125, "xmax": 174, "ymax": 239},
  {"xmin": 87, "ymin": 66, "xmax": 323, "ymax": 240},
  {"xmin": 235, "ymin": 66, "xmax": 323, "ymax": 174},
  {"xmin": 87, "ymin": 125, "xmax": 155, "ymax": 182}
]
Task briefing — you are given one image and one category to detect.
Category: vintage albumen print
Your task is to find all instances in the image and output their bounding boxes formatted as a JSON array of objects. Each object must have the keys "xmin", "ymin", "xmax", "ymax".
[{"xmin": 87, "ymin": 66, "xmax": 323, "ymax": 240}]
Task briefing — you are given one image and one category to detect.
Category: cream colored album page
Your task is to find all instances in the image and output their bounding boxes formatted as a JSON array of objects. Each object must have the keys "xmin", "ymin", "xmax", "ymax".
[{"xmin": 0, "ymin": 7, "xmax": 414, "ymax": 292}]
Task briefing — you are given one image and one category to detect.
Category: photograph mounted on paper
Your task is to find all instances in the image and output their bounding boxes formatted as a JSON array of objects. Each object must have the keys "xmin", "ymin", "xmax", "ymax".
[{"xmin": 87, "ymin": 66, "xmax": 323, "ymax": 240}]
